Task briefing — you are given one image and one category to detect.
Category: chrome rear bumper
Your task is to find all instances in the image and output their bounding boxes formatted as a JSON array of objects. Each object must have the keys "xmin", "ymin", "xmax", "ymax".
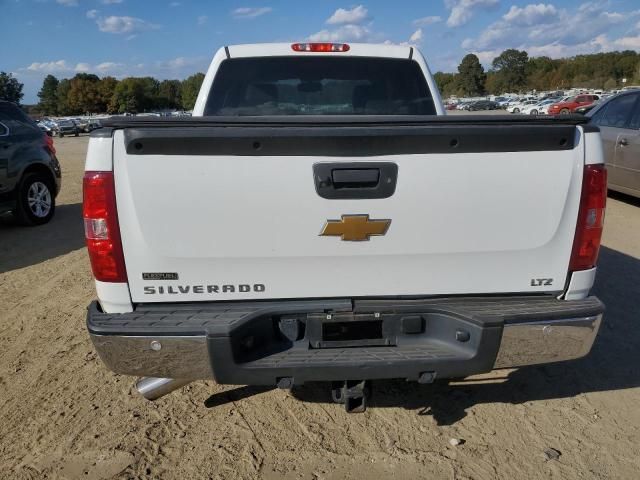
[
  {"xmin": 87, "ymin": 296, "xmax": 604, "ymax": 383},
  {"xmin": 494, "ymin": 315, "xmax": 602, "ymax": 368}
]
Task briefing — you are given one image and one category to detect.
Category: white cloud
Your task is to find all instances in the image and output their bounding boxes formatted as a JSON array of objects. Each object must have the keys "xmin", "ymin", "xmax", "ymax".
[
  {"xmin": 612, "ymin": 35, "xmax": 640, "ymax": 49},
  {"xmin": 155, "ymin": 57, "xmax": 202, "ymax": 69},
  {"xmin": 445, "ymin": 0, "xmax": 499, "ymax": 28},
  {"xmin": 24, "ymin": 60, "xmax": 127, "ymax": 75},
  {"xmin": 308, "ymin": 24, "xmax": 373, "ymax": 42},
  {"xmin": 95, "ymin": 62, "xmax": 124, "ymax": 72},
  {"xmin": 101, "ymin": 0, "xmax": 123, "ymax": 3},
  {"xmin": 197, "ymin": 15, "xmax": 207, "ymax": 25},
  {"xmin": 56, "ymin": 0, "xmax": 78, "ymax": 6},
  {"xmin": 409, "ymin": 28, "xmax": 423, "ymax": 43},
  {"xmin": 96, "ymin": 15, "xmax": 160, "ymax": 34},
  {"xmin": 310, "ymin": 5, "xmax": 378, "ymax": 42},
  {"xmin": 326, "ymin": 5, "xmax": 368, "ymax": 25},
  {"xmin": 169, "ymin": 1, "xmax": 181, "ymax": 6},
  {"xmin": 502, "ymin": 3, "xmax": 557, "ymax": 26},
  {"xmin": 26, "ymin": 60, "xmax": 71, "ymax": 72},
  {"xmin": 86, "ymin": 9, "xmax": 99, "ymax": 19},
  {"xmin": 413, "ymin": 16, "xmax": 442, "ymax": 26},
  {"xmin": 22, "ymin": 57, "xmax": 203, "ymax": 79},
  {"xmin": 462, "ymin": 1, "xmax": 638, "ymax": 60},
  {"xmin": 231, "ymin": 7, "xmax": 272, "ymax": 19},
  {"xmin": 467, "ymin": 32, "xmax": 640, "ymax": 70}
]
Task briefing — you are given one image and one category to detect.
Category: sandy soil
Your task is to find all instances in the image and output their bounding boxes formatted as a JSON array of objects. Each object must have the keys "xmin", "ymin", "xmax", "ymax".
[{"xmin": 1, "ymin": 135, "xmax": 639, "ymax": 480}]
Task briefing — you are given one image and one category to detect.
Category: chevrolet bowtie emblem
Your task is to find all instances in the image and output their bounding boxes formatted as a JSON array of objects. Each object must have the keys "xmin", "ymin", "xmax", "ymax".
[{"xmin": 320, "ymin": 215, "xmax": 391, "ymax": 241}]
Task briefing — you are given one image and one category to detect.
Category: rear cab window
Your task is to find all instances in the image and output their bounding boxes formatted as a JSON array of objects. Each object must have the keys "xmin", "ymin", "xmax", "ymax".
[{"xmin": 204, "ymin": 56, "xmax": 436, "ymax": 116}]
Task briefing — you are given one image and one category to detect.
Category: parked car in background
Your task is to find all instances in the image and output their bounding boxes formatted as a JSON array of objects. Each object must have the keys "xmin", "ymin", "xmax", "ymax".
[
  {"xmin": 468, "ymin": 100, "xmax": 500, "ymax": 111},
  {"xmin": 86, "ymin": 119, "xmax": 102, "ymax": 131},
  {"xmin": 38, "ymin": 119, "xmax": 59, "ymax": 135},
  {"xmin": 520, "ymin": 99, "xmax": 557, "ymax": 115},
  {"xmin": 56, "ymin": 119, "xmax": 79, "ymax": 137},
  {"xmin": 548, "ymin": 94, "xmax": 599, "ymax": 115},
  {"xmin": 507, "ymin": 100, "xmax": 537, "ymax": 113},
  {"xmin": 36, "ymin": 120, "xmax": 54, "ymax": 136},
  {"xmin": 0, "ymin": 101, "xmax": 61, "ymax": 225},
  {"xmin": 587, "ymin": 90, "xmax": 640, "ymax": 198},
  {"xmin": 575, "ymin": 103, "xmax": 599, "ymax": 115},
  {"xmin": 497, "ymin": 98, "xmax": 516, "ymax": 108},
  {"xmin": 73, "ymin": 118, "xmax": 90, "ymax": 133}
]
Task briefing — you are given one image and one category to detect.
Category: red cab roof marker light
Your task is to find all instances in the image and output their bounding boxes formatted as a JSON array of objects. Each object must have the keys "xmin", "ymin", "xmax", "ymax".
[{"xmin": 291, "ymin": 43, "xmax": 350, "ymax": 52}]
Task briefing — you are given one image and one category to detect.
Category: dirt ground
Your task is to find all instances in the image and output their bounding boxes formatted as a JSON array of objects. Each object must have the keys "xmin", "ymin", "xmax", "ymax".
[{"xmin": 1, "ymin": 134, "xmax": 639, "ymax": 480}]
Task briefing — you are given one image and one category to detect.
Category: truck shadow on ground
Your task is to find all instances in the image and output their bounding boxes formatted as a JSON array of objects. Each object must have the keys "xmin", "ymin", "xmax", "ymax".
[
  {"xmin": 608, "ymin": 190, "xmax": 640, "ymax": 207},
  {"xmin": 0, "ymin": 203, "xmax": 85, "ymax": 274},
  {"xmin": 206, "ymin": 246, "xmax": 640, "ymax": 425}
]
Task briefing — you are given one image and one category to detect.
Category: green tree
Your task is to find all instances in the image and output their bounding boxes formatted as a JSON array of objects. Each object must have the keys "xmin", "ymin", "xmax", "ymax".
[
  {"xmin": 456, "ymin": 54, "xmax": 486, "ymax": 96},
  {"xmin": 37, "ymin": 74, "xmax": 59, "ymax": 115},
  {"xmin": 56, "ymin": 79, "xmax": 71, "ymax": 115},
  {"xmin": 98, "ymin": 76, "xmax": 118, "ymax": 113},
  {"xmin": 181, "ymin": 73, "xmax": 205, "ymax": 110},
  {"xmin": 433, "ymin": 72, "xmax": 458, "ymax": 98},
  {"xmin": 491, "ymin": 49, "xmax": 529, "ymax": 92},
  {"xmin": 157, "ymin": 79, "xmax": 182, "ymax": 109},
  {"xmin": 633, "ymin": 62, "xmax": 640, "ymax": 84},
  {"xmin": 484, "ymin": 71, "xmax": 500, "ymax": 95},
  {"xmin": 109, "ymin": 77, "xmax": 159, "ymax": 113},
  {"xmin": 603, "ymin": 78, "xmax": 617, "ymax": 90},
  {"xmin": 67, "ymin": 73, "xmax": 102, "ymax": 114},
  {"xmin": 0, "ymin": 72, "xmax": 24, "ymax": 104}
]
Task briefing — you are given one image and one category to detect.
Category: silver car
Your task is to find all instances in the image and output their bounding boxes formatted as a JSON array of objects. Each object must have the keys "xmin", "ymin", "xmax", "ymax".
[{"xmin": 588, "ymin": 90, "xmax": 640, "ymax": 198}]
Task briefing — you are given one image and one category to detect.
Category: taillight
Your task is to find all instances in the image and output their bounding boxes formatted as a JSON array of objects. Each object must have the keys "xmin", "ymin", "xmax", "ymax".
[
  {"xmin": 83, "ymin": 171, "xmax": 127, "ymax": 282},
  {"xmin": 44, "ymin": 135, "xmax": 56, "ymax": 154},
  {"xmin": 291, "ymin": 42, "xmax": 350, "ymax": 52},
  {"xmin": 569, "ymin": 164, "xmax": 607, "ymax": 271}
]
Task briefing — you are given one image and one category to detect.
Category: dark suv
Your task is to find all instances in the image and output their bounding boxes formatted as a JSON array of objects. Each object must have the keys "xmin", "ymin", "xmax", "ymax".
[{"xmin": 0, "ymin": 101, "xmax": 61, "ymax": 225}]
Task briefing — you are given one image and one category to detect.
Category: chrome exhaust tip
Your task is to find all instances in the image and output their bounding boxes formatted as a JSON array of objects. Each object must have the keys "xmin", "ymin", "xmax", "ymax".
[{"xmin": 135, "ymin": 377, "xmax": 191, "ymax": 401}]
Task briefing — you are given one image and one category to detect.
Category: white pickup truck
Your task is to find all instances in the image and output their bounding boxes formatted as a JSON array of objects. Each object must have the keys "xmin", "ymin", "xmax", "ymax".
[{"xmin": 84, "ymin": 43, "xmax": 606, "ymax": 412}]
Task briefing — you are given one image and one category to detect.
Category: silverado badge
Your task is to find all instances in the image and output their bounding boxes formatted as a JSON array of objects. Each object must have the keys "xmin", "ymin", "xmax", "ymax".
[{"xmin": 320, "ymin": 215, "xmax": 391, "ymax": 241}]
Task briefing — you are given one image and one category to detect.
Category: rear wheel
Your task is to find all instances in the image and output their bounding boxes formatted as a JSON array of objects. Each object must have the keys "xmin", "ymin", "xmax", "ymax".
[
  {"xmin": 530, "ymin": 109, "xmax": 538, "ymax": 115},
  {"xmin": 560, "ymin": 108, "xmax": 570, "ymax": 115},
  {"xmin": 13, "ymin": 172, "xmax": 56, "ymax": 226},
  {"xmin": 513, "ymin": 108, "xmax": 520, "ymax": 113}
]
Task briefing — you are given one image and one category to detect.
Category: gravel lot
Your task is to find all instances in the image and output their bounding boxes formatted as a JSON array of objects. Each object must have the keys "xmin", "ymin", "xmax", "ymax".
[{"xmin": 1, "ymin": 132, "xmax": 639, "ymax": 479}]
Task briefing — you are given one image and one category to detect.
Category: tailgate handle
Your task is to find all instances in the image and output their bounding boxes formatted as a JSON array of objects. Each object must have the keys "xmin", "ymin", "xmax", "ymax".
[
  {"xmin": 313, "ymin": 162, "xmax": 398, "ymax": 200},
  {"xmin": 332, "ymin": 168, "xmax": 380, "ymax": 188}
]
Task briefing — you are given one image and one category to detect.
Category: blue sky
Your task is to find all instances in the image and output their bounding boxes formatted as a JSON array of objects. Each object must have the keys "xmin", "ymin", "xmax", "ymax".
[{"xmin": 2, "ymin": 0, "xmax": 640, "ymax": 103}]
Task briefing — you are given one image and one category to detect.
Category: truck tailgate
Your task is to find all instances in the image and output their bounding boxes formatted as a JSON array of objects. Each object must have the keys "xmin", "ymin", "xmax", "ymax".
[{"xmin": 111, "ymin": 119, "xmax": 586, "ymax": 302}]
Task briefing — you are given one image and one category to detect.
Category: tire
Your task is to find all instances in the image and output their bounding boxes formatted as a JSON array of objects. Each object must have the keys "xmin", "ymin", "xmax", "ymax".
[
  {"xmin": 74, "ymin": 130, "xmax": 79, "ymax": 137},
  {"xmin": 530, "ymin": 109, "xmax": 538, "ymax": 115},
  {"xmin": 513, "ymin": 108, "xmax": 520, "ymax": 113},
  {"xmin": 58, "ymin": 131, "xmax": 64, "ymax": 138},
  {"xmin": 13, "ymin": 172, "xmax": 56, "ymax": 226},
  {"xmin": 560, "ymin": 108, "xmax": 570, "ymax": 115}
]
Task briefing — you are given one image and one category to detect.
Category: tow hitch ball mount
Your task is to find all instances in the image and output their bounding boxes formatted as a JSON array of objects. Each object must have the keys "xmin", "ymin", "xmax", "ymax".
[{"xmin": 331, "ymin": 380, "xmax": 370, "ymax": 413}]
